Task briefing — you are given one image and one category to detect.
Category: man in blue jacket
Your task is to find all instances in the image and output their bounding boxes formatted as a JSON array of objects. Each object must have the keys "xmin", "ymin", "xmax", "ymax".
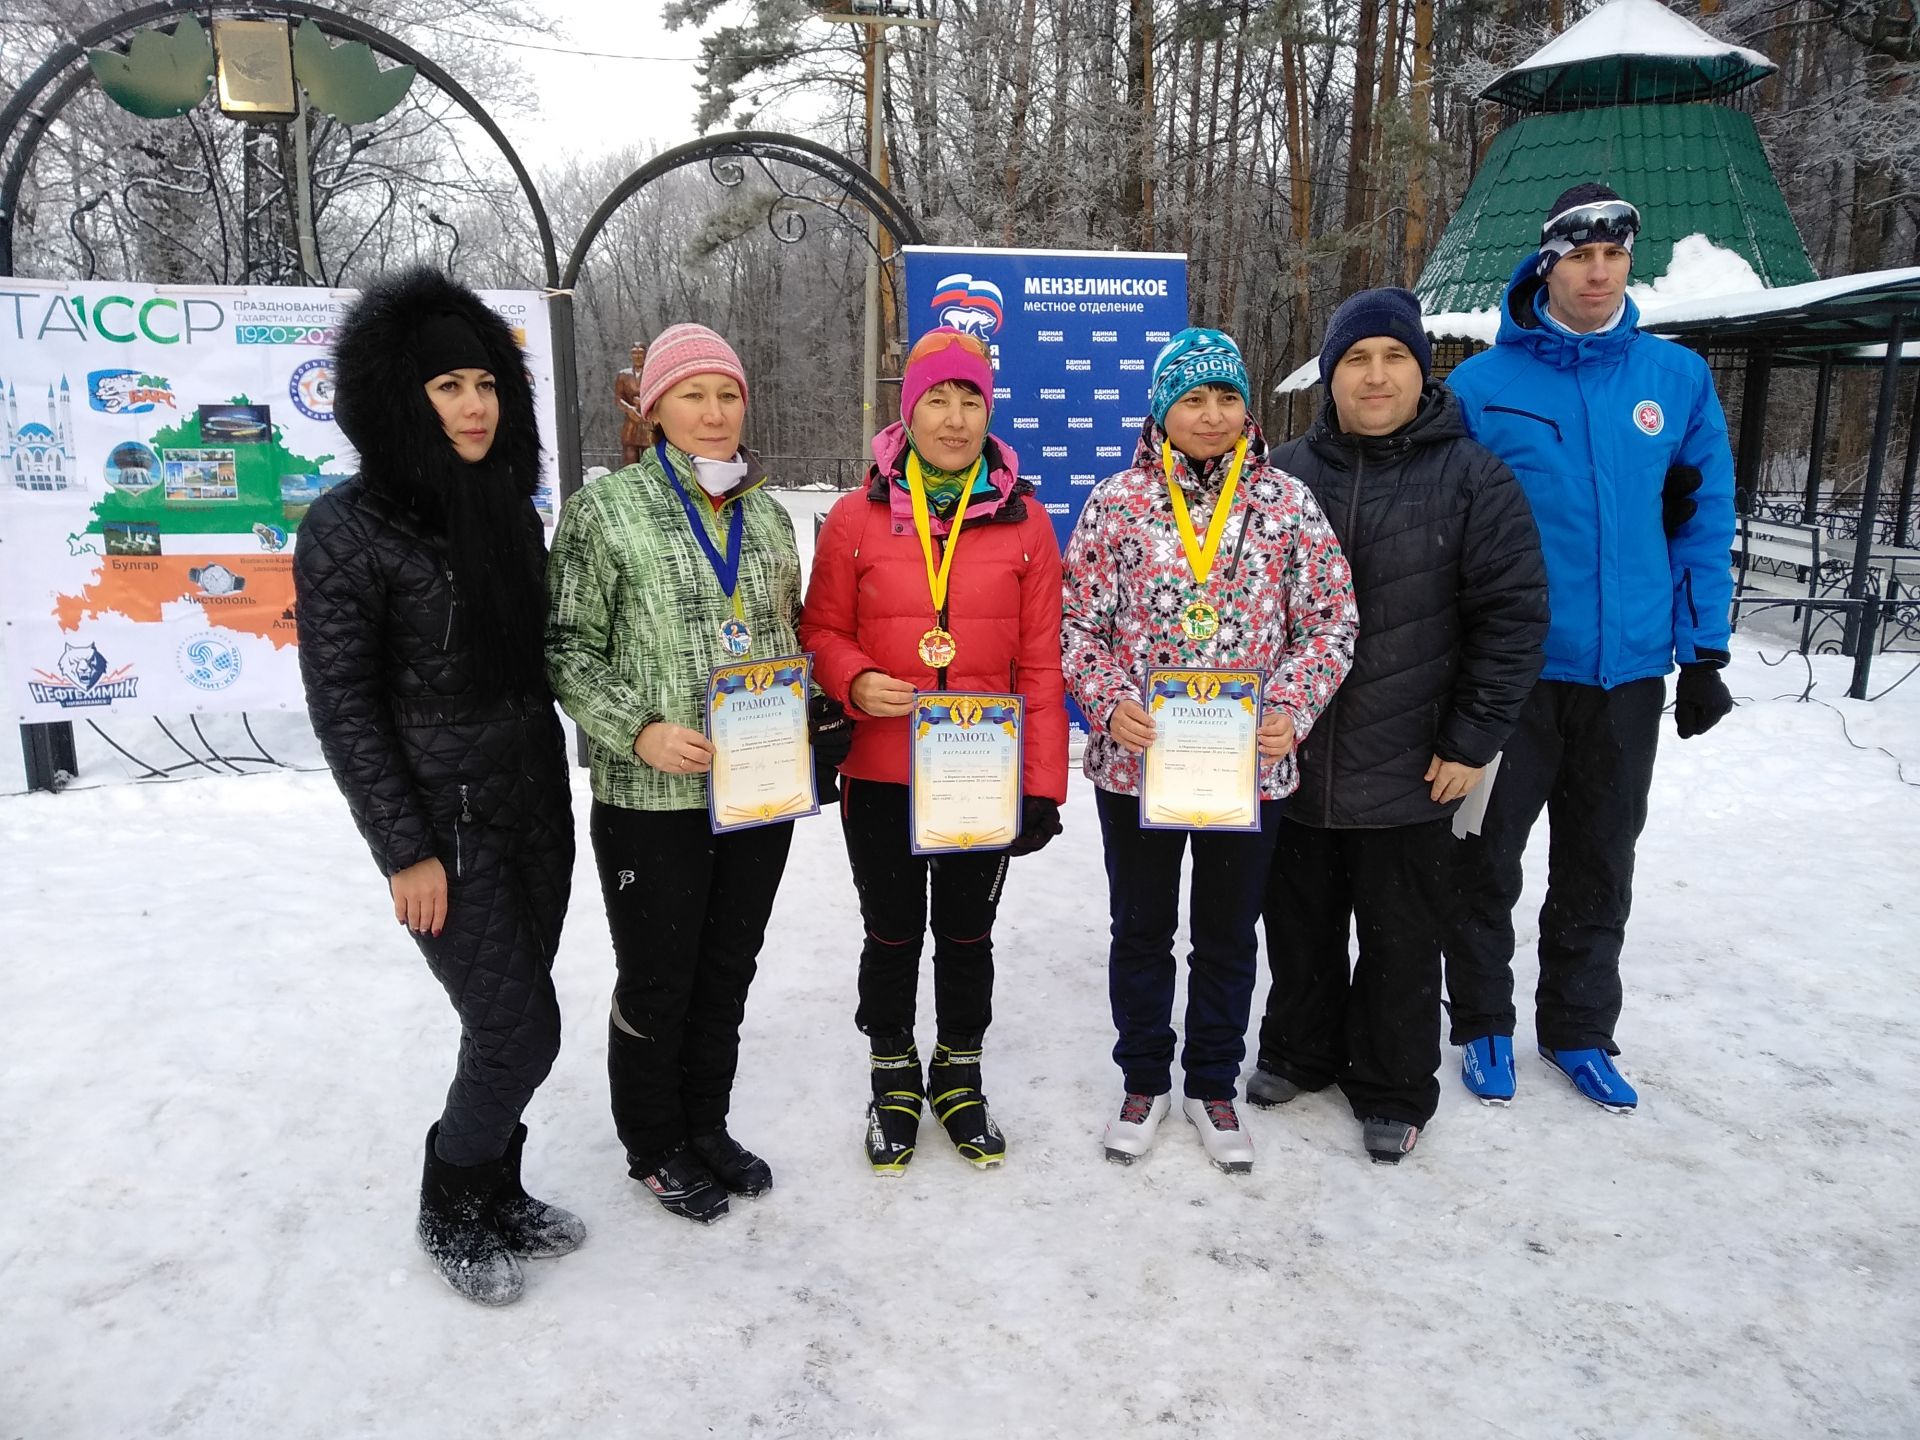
[{"xmin": 1443, "ymin": 183, "xmax": 1736, "ymax": 1112}]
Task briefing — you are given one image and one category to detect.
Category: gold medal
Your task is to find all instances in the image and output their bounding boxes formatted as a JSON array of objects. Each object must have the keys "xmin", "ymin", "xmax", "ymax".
[
  {"xmin": 1182, "ymin": 601, "xmax": 1220, "ymax": 641},
  {"xmin": 906, "ymin": 454, "xmax": 984, "ymax": 674},
  {"xmin": 918, "ymin": 627, "xmax": 958, "ymax": 670},
  {"xmin": 1162, "ymin": 436, "xmax": 1248, "ymax": 648}
]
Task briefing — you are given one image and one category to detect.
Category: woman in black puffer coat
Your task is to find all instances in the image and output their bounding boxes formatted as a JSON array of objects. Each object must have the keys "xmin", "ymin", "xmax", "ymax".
[
  {"xmin": 294, "ymin": 267, "xmax": 582, "ymax": 1306},
  {"xmin": 1247, "ymin": 288, "xmax": 1549, "ymax": 1165}
]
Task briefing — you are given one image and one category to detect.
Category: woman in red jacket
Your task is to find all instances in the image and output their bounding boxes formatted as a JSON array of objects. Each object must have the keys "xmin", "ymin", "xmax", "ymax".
[{"xmin": 801, "ymin": 327, "xmax": 1068, "ymax": 1175}]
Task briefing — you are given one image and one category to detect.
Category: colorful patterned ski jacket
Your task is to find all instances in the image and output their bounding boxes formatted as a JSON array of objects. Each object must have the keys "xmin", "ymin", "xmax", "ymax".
[
  {"xmin": 1060, "ymin": 419, "xmax": 1359, "ymax": 799},
  {"xmin": 545, "ymin": 443, "xmax": 803, "ymax": 811},
  {"xmin": 800, "ymin": 423, "xmax": 1069, "ymax": 800}
]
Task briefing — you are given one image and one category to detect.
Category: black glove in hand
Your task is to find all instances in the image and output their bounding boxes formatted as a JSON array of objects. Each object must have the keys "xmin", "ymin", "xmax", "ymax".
[
  {"xmin": 1005, "ymin": 796, "xmax": 1062, "ymax": 857},
  {"xmin": 1674, "ymin": 663, "xmax": 1733, "ymax": 739},
  {"xmin": 809, "ymin": 696, "xmax": 853, "ymax": 800},
  {"xmin": 1662, "ymin": 464, "xmax": 1702, "ymax": 538}
]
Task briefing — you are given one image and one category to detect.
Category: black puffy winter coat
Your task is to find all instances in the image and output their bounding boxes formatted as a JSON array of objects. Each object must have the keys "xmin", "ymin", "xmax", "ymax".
[
  {"xmin": 1273, "ymin": 384, "xmax": 1549, "ymax": 829},
  {"xmin": 294, "ymin": 271, "xmax": 571, "ymax": 883}
]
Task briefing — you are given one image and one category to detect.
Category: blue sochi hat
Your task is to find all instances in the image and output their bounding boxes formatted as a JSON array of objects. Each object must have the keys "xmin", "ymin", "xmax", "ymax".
[{"xmin": 1149, "ymin": 327, "xmax": 1251, "ymax": 426}]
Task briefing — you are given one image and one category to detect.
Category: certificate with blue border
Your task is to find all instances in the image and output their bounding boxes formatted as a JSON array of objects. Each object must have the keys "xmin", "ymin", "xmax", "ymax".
[
  {"xmin": 908, "ymin": 691, "xmax": 1024, "ymax": 855},
  {"xmin": 705, "ymin": 654, "xmax": 818, "ymax": 834},
  {"xmin": 1139, "ymin": 668, "xmax": 1263, "ymax": 832}
]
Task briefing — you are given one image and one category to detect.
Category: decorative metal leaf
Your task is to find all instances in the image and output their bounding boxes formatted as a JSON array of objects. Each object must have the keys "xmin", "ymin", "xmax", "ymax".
[
  {"xmin": 87, "ymin": 21, "xmax": 215, "ymax": 120},
  {"xmin": 291, "ymin": 20, "xmax": 414, "ymax": 125}
]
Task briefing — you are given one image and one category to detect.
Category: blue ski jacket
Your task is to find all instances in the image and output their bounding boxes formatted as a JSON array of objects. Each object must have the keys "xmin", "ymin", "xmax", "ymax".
[{"xmin": 1444, "ymin": 255, "xmax": 1735, "ymax": 688}]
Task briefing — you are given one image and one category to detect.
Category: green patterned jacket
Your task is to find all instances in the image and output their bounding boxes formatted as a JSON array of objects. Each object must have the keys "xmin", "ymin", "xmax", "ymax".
[{"xmin": 545, "ymin": 445, "xmax": 803, "ymax": 810}]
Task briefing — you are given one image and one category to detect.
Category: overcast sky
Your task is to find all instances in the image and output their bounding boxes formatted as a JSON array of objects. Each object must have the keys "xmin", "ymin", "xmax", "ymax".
[{"xmin": 493, "ymin": 1, "xmax": 834, "ymax": 176}]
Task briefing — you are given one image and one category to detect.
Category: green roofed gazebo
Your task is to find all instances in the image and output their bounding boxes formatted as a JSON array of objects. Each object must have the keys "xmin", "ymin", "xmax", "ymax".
[{"xmin": 1416, "ymin": 0, "xmax": 1814, "ymax": 315}]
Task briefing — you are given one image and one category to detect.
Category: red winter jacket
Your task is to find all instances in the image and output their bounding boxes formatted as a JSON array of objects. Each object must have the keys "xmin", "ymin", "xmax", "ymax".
[{"xmin": 800, "ymin": 427, "xmax": 1069, "ymax": 801}]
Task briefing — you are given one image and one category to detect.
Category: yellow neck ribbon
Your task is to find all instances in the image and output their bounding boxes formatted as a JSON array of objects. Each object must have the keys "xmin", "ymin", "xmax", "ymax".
[
  {"xmin": 1161, "ymin": 436, "xmax": 1249, "ymax": 587},
  {"xmin": 906, "ymin": 452, "xmax": 984, "ymax": 615}
]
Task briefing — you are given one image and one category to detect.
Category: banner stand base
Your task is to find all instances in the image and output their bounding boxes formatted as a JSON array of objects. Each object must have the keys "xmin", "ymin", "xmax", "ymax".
[{"xmin": 21, "ymin": 722, "xmax": 77, "ymax": 793}]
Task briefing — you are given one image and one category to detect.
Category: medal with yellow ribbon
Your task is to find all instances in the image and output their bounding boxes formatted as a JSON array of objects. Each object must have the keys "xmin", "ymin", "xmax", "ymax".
[
  {"xmin": 906, "ymin": 452, "xmax": 985, "ymax": 670},
  {"xmin": 1162, "ymin": 436, "xmax": 1248, "ymax": 642}
]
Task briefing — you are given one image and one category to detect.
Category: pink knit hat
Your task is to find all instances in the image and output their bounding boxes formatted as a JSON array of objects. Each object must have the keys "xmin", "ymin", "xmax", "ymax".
[
  {"xmin": 900, "ymin": 327, "xmax": 994, "ymax": 424},
  {"xmin": 638, "ymin": 323, "xmax": 749, "ymax": 417}
]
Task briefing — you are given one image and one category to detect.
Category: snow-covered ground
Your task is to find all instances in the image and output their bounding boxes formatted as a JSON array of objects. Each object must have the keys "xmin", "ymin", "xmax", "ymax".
[{"xmin": 6, "ymin": 614, "xmax": 1919, "ymax": 1434}]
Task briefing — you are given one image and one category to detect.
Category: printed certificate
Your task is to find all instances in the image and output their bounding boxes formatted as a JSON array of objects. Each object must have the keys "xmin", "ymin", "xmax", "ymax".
[
  {"xmin": 705, "ymin": 654, "xmax": 818, "ymax": 833},
  {"xmin": 1139, "ymin": 668, "xmax": 1263, "ymax": 831},
  {"xmin": 908, "ymin": 692, "xmax": 1024, "ymax": 855}
]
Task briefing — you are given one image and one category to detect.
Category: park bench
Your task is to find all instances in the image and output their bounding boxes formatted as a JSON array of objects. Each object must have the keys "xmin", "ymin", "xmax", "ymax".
[{"xmin": 1731, "ymin": 515, "xmax": 1822, "ymax": 648}]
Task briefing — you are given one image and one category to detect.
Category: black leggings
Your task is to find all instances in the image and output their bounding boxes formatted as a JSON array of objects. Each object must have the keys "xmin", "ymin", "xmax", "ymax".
[
  {"xmin": 840, "ymin": 777, "xmax": 1009, "ymax": 1043},
  {"xmin": 590, "ymin": 801, "xmax": 793, "ymax": 1166}
]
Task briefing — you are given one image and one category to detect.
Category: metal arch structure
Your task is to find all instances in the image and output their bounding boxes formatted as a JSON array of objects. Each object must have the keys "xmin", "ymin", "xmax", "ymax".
[
  {"xmin": 561, "ymin": 131, "xmax": 923, "ymax": 291},
  {"xmin": 559, "ymin": 131, "xmax": 924, "ymax": 500},
  {"xmin": 0, "ymin": 0, "xmax": 562, "ymax": 286}
]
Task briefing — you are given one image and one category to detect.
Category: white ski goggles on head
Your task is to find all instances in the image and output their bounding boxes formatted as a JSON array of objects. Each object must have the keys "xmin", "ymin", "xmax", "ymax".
[
  {"xmin": 1536, "ymin": 200, "xmax": 1640, "ymax": 275},
  {"xmin": 1540, "ymin": 199, "xmax": 1640, "ymax": 252}
]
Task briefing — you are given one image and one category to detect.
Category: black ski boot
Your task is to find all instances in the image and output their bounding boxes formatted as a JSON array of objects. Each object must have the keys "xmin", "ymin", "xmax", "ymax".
[
  {"xmin": 928, "ymin": 1036, "xmax": 1006, "ymax": 1169},
  {"xmin": 628, "ymin": 1143, "xmax": 730, "ymax": 1224},
  {"xmin": 689, "ymin": 1128, "xmax": 774, "ymax": 1197},
  {"xmin": 487, "ymin": 1123, "xmax": 587, "ymax": 1258},
  {"xmin": 865, "ymin": 1033, "xmax": 923, "ymax": 1175},
  {"xmin": 416, "ymin": 1124, "xmax": 523, "ymax": 1306}
]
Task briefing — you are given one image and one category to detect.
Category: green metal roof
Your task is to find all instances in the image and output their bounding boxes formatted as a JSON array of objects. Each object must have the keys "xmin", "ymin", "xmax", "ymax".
[{"xmin": 1415, "ymin": 103, "xmax": 1815, "ymax": 316}]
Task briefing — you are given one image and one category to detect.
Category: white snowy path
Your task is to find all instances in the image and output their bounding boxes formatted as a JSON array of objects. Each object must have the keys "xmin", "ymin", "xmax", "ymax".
[{"xmin": 4, "ymin": 646, "xmax": 1918, "ymax": 1440}]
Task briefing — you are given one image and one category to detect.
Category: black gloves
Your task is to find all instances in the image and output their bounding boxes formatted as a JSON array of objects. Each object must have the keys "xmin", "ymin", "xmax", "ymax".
[
  {"xmin": 1005, "ymin": 796, "xmax": 1063, "ymax": 857},
  {"xmin": 1674, "ymin": 662, "xmax": 1733, "ymax": 739},
  {"xmin": 1662, "ymin": 464, "xmax": 1702, "ymax": 537},
  {"xmin": 810, "ymin": 696, "xmax": 853, "ymax": 800}
]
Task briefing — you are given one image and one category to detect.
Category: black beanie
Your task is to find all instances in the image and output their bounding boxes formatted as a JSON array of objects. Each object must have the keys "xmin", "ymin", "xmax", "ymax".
[
  {"xmin": 1542, "ymin": 183, "xmax": 1624, "ymax": 237},
  {"xmin": 1318, "ymin": 287, "xmax": 1432, "ymax": 388},
  {"xmin": 411, "ymin": 310, "xmax": 492, "ymax": 384}
]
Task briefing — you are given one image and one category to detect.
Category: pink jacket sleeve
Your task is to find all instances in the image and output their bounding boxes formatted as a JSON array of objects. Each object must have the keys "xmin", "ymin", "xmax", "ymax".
[{"xmin": 1016, "ymin": 511, "xmax": 1069, "ymax": 802}]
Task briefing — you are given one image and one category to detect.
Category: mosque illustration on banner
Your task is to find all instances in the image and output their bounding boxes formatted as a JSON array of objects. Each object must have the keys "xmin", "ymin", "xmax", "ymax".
[{"xmin": 3, "ymin": 375, "xmax": 79, "ymax": 493}]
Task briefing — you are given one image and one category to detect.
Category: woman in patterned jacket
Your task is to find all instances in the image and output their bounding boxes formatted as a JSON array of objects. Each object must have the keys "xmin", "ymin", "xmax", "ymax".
[
  {"xmin": 546, "ymin": 324, "xmax": 847, "ymax": 1226},
  {"xmin": 1061, "ymin": 326, "xmax": 1358, "ymax": 1175}
]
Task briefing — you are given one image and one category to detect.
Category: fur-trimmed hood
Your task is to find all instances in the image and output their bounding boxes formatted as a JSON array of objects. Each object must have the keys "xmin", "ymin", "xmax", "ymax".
[{"xmin": 331, "ymin": 267, "xmax": 542, "ymax": 499}]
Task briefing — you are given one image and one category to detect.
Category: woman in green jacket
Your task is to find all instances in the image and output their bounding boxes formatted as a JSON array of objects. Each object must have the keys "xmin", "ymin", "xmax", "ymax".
[{"xmin": 547, "ymin": 324, "xmax": 840, "ymax": 1224}]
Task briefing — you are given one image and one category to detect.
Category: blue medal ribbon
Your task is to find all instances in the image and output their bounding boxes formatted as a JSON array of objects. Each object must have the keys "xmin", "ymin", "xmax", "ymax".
[{"xmin": 657, "ymin": 440, "xmax": 745, "ymax": 601}]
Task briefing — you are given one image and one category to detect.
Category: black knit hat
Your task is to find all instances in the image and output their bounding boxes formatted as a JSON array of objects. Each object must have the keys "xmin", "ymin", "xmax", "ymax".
[{"xmin": 1318, "ymin": 287, "xmax": 1432, "ymax": 387}]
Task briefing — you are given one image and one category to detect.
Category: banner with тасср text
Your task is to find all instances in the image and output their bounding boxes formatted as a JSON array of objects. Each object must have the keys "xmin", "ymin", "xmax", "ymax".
[
  {"xmin": 902, "ymin": 246, "xmax": 1189, "ymax": 556},
  {"xmin": 0, "ymin": 279, "xmax": 558, "ymax": 723}
]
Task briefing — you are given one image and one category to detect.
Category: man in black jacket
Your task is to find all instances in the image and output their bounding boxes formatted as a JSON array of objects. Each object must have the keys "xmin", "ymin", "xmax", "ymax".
[{"xmin": 1247, "ymin": 287, "xmax": 1549, "ymax": 1163}]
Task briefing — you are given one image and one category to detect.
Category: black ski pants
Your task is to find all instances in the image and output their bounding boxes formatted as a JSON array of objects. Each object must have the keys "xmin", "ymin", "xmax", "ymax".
[
  {"xmin": 590, "ymin": 800, "xmax": 793, "ymax": 1168},
  {"xmin": 413, "ymin": 809, "xmax": 573, "ymax": 1168},
  {"xmin": 1096, "ymin": 787, "xmax": 1286, "ymax": 1102},
  {"xmin": 840, "ymin": 777, "xmax": 1008, "ymax": 1045},
  {"xmin": 1445, "ymin": 676, "xmax": 1664, "ymax": 1053},
  {"xmin": 1258, "ymin": 817, "xmax": 1451, "ymax": 1127}
]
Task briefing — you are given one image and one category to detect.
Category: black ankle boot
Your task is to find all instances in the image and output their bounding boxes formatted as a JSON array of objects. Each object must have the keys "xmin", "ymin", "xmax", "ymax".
[
  {"xmin": 689, "ymin": 1128, "xmax": 773, "ymax": 1197},
  {"xmin": 417, "ymin": 1124, "xmax": 523, "ymax": 1306},
  {"xmin": 865, "ymin": 1032, "xmax": 923, "ymax": 1175},
  {"xmin": 487, "ymin": 1124, "xmax": 587, "ymax": 1258},
  {"xmin": 928, "ymin": 1035, "xmax": 1006, "ymax": 1169},
  {"xmin": 628, "ymin": 1143, "xmax": 730, "ymax": 1224}
]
